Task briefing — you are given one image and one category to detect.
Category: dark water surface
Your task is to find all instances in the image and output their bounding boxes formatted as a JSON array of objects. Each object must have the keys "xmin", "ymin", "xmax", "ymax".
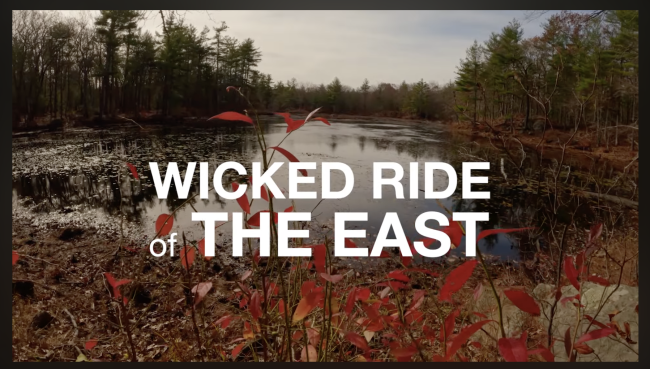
[{"xmin": 12, "ymin": 119, "xmax": 634, "ymax": 263}]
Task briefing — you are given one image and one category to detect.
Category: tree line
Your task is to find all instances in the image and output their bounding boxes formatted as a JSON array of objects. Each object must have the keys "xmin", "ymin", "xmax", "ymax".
[
  {"xmin": 12, "ymin": 10, "xmax": 266, "ymax": 127},
  {"xmin": 452, "ymin": 10, "xmax": 638, "ymax": 148},
  {"xmin": 12, "ymin": 10, "xmax": 638, "ymax": 149}
]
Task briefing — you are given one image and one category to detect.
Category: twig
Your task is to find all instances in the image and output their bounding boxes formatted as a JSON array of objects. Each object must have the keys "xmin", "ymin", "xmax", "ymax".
[{"xmin": 63, "ymin": 308, "xmax": 79, "ymax": 338}]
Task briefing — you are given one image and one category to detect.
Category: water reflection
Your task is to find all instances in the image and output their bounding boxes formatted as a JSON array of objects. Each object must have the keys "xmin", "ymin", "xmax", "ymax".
[{"xmin": 12, "ymin": 119, "xmax": 634, "ymax": 262}]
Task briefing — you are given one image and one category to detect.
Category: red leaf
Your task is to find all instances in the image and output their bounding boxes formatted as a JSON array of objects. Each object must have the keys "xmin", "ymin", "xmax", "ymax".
[
  {"xmin": 345, "ymin": 331, "xmax": 370, "ymax": 352},
  {"xmin": 126, "ymin": 162, "xmax": 139, "ymax": 179},
  {"xmin": 232, "ymin": 342, "xmax": 246, "ymax": 359},
  {"xmin": 444, "ymin": 221, "xmax": 464, "ymax": 248},
  {"xmin": 103, "ymin": 273, "xmax": 131, "ymax": 299},
  {"xmin": 12, "ymin": 250, "xmax": 19, "ymax": 265},
  {"xmin": 363, "ymin": 304, "xmax": 382, "ymax": 322},
  {"xmin": 391, "ymin": 345, "xmax": 418, "ymax": 359},
  {"xmin": 477, "ymin": 227, "xmax": 533, "ymax": 243},
  {"xmin": 249, "ymin": 176, "xmax": 271, "ymax": 201},
  {"xmin": 445, "ymin": 320, "xmax": 492, "ymax": 359},
  {"xmin": 301, "ymin": 281, "xmax": 316, "ymax": 297},
  {"xmin": 564, "ymin": 256, "xmax": 580, "ymax": 291},
  {"xmin": 528, "ymin": 344, "xmax": 555, "ymax": 362},
  {"xmin": 343, "ymin": 238, "xmax": 363, "ymax": 260},
  {"xmin": 180, "ymin": 246, "xmax": 195, "ymax": 270},
  {"xmin": 268, "ymin": 146, "xmax": 306, "ymax": 175},
  {"xmin": 278, "ymin": 299, "xmax": 285, "ymax": 314},
  {"xmin": 85, "ymin": 339, "xmax": 98, "ymax": 351},
  {"xmin": 419, "ymin": 237, "xmax": 436, "ymax": 247},
  {"xmin": 260, "ymin": 185, "xmax": 270, "ymax": 201},
  {"xmin": 441, "ymin": 309, "xmax": 460, "ymax": 342},
  {"xmin": 560, "ymin": 294, "xmax": 580, "ymax": 307},
  {"xmin": 498, "ymin": 332, "xmax": 528, "ymax": 362},
  {"xmin": 432, "ymin": 355, "xmax": 446, "ymax": 362},
  {"xmin": 408, "ymin": 290, "xmax": 426, "ymax": 312},
  {"xmin": 320, "ymin": 273, "xmax": 343, "ymax": 284},
  {"xmin": 286, "ymin": 119, "xmax": 305, "ymax": 133},
  {"xmin": 247, "ymin": 210, "xmax": 278, "ymax": 227},
  {"xmin": 312, "ymin": 244, "xmax": 326, "ymax": 273},
  {"xmin": 231, "ymin": 182, "xmax": 250, "ymax": 214},
  {"xmin": 587, "ymin": 275, "xmax": 610, "ymax": 286},
  {"xmin": 588, "ymin": 223, "xmax": 603, "ymax": 245},
  {"xmin": 208, "ymin": 111, "xmax": 253, "ymax": 125},
  {"xmin": 241, "ymin": 270, "xmax": 253, "ymax": 281},
  {"xmin": 503, "ymin": 289, "xmax": 540, "ymax": 316},
  {"xmin": 439, "ymin": 260, "xmax": 478, "ymax": 302},
  {"xmin": 243, "ymin": 321, "xmax": 254, "ymax": 339},
  {"xmin": 301, "ymin": 345, "xmax": 318, "ymax": 362},
  {"xmin": 312, "ymin": 117, "xmax": 331, "ymax": 125},
  {"xmin": 274, "ymin": 112, "xmax": 294, "ymax": 125},
  {"xmin": 191, "ymin": 282, "xmax": 212, "ymax": 306},
  {"xmin": 573, "ymin": 342, "xmax": 594, "ymax": 354},
  {"xmin": 583, "ymin": 314, "xmax": 609, "ymax": 329},
  {"xmin": 249, "ymin": 291, "xmax": 262, "ymax": 321},
  {"xmin": 356, "ymin": 288, "xmax": 371, "ymax": 302},
  {"xmin": 343, "ymin": 238, "xmax": 358, "ymax": 250},
  {"xmin": 304, "ymin": 107, "xmax": 322, "ymax": 124},
  {"xmin": 293, "ymin": 287, "xmax": 323, "ymax": 323},
  {"xmin": 197, "ymin": 239, "xmax": 213, "ymax": 260},
  {"xmin": 345, "ymin": 288, "xmax": 357, "ymax": 314},
  {"xmin": 576, "ymin": 327, "xmax": 616, "ymax": 344},
  {"xmin": 253, "ymin": 248, "xmax": 261, "ymax": 265},
  {"xmin": 283, "ymin": 206, "xmax": 293, "ymax": 212},
  {"xmin": 473, "ymin": 283, "xmax": 484, "ymax": 301},
  {"xmin": 155, "ymin": 214, "xmax": 173, "ymax": 236},
  {"xmin": 215, "ymin": 315, "xmax": 233, "ymax": 329},
  {"xmin": 387, "ymin": 270, "xmax": 410, "ymax": 283}
]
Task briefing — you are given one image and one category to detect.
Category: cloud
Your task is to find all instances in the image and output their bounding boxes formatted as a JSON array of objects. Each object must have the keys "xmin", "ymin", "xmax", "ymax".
[{"xmin": 59, "ymin": 10, "xmax": 565, "ymax": 88}]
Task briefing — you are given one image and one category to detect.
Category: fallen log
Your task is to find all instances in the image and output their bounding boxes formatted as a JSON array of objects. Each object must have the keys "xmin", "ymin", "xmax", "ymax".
[{"xmin": 578, "ymin": 190, "xmax": 638, "ymax": 209}]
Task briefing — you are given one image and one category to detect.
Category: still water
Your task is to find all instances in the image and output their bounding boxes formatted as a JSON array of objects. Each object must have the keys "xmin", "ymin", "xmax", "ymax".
[{"xmin": 13, "ymin": 118, "xmax": 628, "ymax": 262}]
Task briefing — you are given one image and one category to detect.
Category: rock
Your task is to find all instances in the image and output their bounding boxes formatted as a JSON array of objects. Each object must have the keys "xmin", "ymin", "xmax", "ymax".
[
  {"xmin": 469, "ymin": 282, "xmax": 638, "ymax": 362},
  {"xmin": 133, "ymin": 285, "xmax": 152, "ymax": 306},
  {"xmin": 470, "ymin": 285, "xmax": 535, "ymax": 346},
  {"xmin": 32, "ymin": 311, "xmax": 54, "ymax": 329},
  {"xmin": 13, "ymin": 280, "xmax": 35, "ymax": 298},
  {"xmin": 59, "ymin": 227, "xmax": 84, "ymax": 241},
  {"xmin": 532, "ymin": 282, "xmax": 638, "ymax": 362},
  {"xmin": 48, "ymin": 119, "xmax": 64, "ymax": 131},
  {"xmin": 533, "ymin": 120, "xmax": 545, "ymax": 132}
]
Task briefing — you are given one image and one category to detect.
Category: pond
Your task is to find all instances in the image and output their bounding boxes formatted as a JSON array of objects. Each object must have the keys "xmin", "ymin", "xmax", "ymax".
[{"xmin": 11, "ymin": 118, "xmax": 636, "ymax": 264}]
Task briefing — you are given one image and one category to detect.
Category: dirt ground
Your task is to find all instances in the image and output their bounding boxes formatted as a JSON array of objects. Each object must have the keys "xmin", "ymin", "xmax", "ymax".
[
  {"xmin": 11, "ymin": 216, "xmax": 240, "ymax": 362},
  {"xmin": 12, "ymin": 211, "xmax": 637, "ymax": 361}
]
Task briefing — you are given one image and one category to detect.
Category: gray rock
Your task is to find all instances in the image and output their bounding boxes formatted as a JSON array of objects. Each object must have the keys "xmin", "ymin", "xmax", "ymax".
[
  {"xmin": 532, "ymin": 282, "xmax": 638, "ymax": 362},
  {"xmin": 468, "ymin": 282, "xmax": 638, "ymax": 361},
  {"xmin": 532, "ymin": 120, "xmax": 545, "ymax": 132}
]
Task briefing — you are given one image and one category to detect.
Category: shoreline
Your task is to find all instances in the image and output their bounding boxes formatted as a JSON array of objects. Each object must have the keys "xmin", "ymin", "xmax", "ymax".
[{"xmin": 12, "ymin": 113, "xmax": 637, "ymax": 172}]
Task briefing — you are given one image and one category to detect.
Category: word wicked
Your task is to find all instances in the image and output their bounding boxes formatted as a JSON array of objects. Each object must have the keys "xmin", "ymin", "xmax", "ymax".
[{"xmin": 148, "ymin": 161, "xmax": 491, "ymax": 259}]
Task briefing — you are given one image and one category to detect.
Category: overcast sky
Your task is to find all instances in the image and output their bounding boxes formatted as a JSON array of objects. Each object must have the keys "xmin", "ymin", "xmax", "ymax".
[{"xmin": 62, "ymin": 10, "xmax": 573, "ymax": 87}]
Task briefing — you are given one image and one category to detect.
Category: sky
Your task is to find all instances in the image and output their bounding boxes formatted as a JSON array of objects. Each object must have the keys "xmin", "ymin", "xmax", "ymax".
[{"xmin": 61, "ymin": 10, "xmax": 573, "ymax": 88}]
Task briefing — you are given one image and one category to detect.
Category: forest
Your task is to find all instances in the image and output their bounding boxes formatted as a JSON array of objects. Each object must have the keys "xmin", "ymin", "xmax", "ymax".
[{"xmin": 12, "ymin": 10, "xmax": 638, "ymax": 150}]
